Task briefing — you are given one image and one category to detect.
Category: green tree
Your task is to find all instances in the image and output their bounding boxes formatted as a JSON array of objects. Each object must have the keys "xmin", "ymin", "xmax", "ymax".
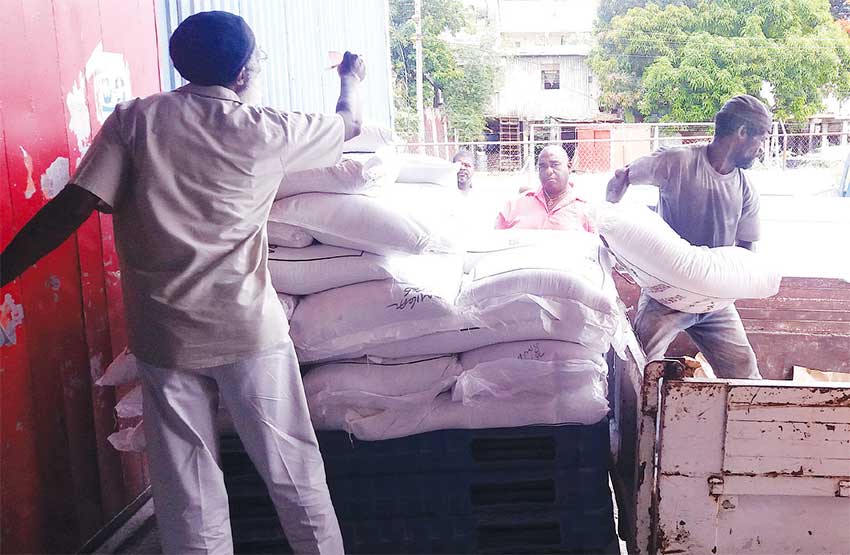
[
  {"xmin": 590, "ymin": 0, "xmax": 850, "ymax": 122},
  {"xmin": 390, "ymin": 0, "xmax": 500, "ymax": 141},
  {"xmin": 831, "ymin": 0, "xmax": 850, "ymax": 19}
]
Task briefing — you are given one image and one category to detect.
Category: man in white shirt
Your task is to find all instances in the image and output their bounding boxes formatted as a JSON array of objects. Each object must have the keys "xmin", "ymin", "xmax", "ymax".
[
  {"xmin": 1, "ymin": 11, "xmax": 364, "ymax": 554},
  {"xmin": 606, "ymin": 95, "xmax": 771, "ymax": 379}
]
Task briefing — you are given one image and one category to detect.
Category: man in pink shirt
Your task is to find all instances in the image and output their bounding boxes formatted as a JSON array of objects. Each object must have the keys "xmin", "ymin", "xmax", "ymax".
[{"xmin": 495, "ymin": 145, "xmax": 596, "ymax": 232}]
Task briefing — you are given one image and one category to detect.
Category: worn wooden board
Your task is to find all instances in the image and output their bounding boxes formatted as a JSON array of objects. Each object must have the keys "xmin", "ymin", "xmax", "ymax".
[
  {"xmin": 658, "ymin": 380, "xmax": 727, "ymax": 476},
  {"xmin": 651, "ymin": 380, "xmax": 850, "ymax": 555},
  {"xmin": 717, "ymin": 475, "xmax": 846, "ymax": 497}
]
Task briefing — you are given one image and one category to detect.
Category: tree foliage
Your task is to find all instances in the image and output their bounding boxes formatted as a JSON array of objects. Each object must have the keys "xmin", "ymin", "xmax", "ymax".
[
  {"xmin": 590, "ymin": 0, "xmax": 850, "ymax": 121},
  {"xmin": 390, "ymin": 0, "xmax": 500, "ymax": 141},
  {"xmin": 831, "ymin": 0, "xmax": 850, "ymax": 19}
]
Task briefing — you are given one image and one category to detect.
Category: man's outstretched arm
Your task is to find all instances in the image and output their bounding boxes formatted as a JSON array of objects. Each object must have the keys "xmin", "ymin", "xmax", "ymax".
[
  {"xmin": 1, "ymin": 184, "xmax": 102, "ymax": 287},
  {"xmin": 605, "ymin": 167, "xmax": 630, "ymax": 203},
  {"xmin": 335, "ymin": 51, "xmax": 366, "ymax": 141}
]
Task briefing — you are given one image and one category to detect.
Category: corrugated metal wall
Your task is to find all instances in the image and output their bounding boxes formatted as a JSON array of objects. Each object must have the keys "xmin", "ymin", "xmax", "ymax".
[{"xmin": 156, "ymin": 0, "xmax": 394, "ymax": 127}]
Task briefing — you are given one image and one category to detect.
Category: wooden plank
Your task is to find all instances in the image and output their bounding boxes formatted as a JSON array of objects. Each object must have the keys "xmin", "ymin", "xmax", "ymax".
[
  {"xmin": 740, "ymin": 284, "xmax": 850, "ymax": 300},
  {"xmin": 717, "ymin": 475, "xmax": 846, "ymax": 497},
  {"xmin": 725, "ymin": 436, "xmax": 850, "ymax": 460},
  {"xmin": 657, "ymin": 472, "xmax": 850, "ymax": 554},
  {"xmin": 723, "ymin": 455, "xmax": 850, "ymax": 478},
  {"xmin": 727, "ymin": 406, "xmax": 850, "ymax": 424},
  {"xmin": 726, "ymin": 420, "xmax": 850, "ymax": 441},
  {"xmin": 658, "ymin": 380, "xmax": 727, "ymax": 476},
  {"xmin": 728, "ymin": 386, "xmax": 850, "ymax": 408},
  {"xmin": 775, "ymin": 277, "xmax": 850, "ymax": 289},
  {"xmin": 743, "ymin": 319, "xmax": 850, "ymax": 335},
  {"xmin": 748, "ymin": 333, "xmax": 850, "ymax": 379},
  {"xmin": 738, "ymin": 297, "xmax": 850, "ymax": 311},
  {"xmin": 738, "ymin": 307, "xmax": 850, "ymax": 322},
  {"xmin": 713, "ymin": 493, "xmax": 850, "ymax": 554}
]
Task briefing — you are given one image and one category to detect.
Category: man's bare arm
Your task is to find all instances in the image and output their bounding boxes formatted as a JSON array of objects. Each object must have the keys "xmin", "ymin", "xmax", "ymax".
[
  {"xmin": 605, "ymin": 167, "xmax": 630, "ymax": 203},
  {"xmin": 0, "ymin": 184, "xmax": 101, "ymax": 287},
  {"xmin": 336, "ymin": 52, "xmax": 366, "ymax": 141}
]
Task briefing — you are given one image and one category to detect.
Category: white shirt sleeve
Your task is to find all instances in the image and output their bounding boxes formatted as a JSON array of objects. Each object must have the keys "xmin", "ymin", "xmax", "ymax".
[
  {"xmin": 276, "ymin": 112, "xmax": 345, "ymax": 174},
  {"xmin": 71, "ymin": 108, "xmax": 131, "ymax": 211}
]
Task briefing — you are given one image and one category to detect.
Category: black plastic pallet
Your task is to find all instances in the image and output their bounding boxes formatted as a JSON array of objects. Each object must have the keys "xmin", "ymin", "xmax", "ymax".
[
  {"xmin": 232, "ymin": 506, "xmax": 618, "ymax": 555},
  {"xmin": 227, "ymin": 465, "xmax": 611, "ymax": 521},
  {"xmin": 223, "ymin": 422, "xmax": 616, "ymax": 554},
  {"xmin": 221, "ymin": 421, "xmax": 610, "ymax": 479}
]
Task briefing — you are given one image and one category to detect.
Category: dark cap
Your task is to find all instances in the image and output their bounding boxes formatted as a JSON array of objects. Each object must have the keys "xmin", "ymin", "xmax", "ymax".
[
  {"xmin": 169, "ymin": 11, "xmax": 256, "ymax": 86},
  {"xmin": 717, "ymin": 95, "xmax": 772, "ymax": 132}
]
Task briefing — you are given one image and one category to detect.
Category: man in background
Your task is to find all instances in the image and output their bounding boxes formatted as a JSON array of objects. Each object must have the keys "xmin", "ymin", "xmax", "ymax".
[
  {"xmin": 495, "ymin": 145, "xmax": 596, "ymax": 232},
  {"xmin": 453, "ymin": 149, "xmax": 475, "ymax": 194}
]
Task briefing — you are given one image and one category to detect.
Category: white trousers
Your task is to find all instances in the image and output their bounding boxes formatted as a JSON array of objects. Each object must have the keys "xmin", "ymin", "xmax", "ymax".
[{"xmin": 139, "ymin": 342, "xmax": 343, "ymax": 555}]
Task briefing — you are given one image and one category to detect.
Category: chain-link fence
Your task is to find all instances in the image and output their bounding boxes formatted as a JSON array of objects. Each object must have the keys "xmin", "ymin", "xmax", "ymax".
[{"xmin": 398, "ymin": 123, "xmax": 850, "ymax": 196}]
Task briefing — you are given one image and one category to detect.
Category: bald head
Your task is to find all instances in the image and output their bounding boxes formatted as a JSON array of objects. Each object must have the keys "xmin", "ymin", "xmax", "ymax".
[
  {"xmin": 537, "ymin": 145, "xmax": 572, "ymax": 197},
  {"xmin": 539, "ymin": 145, "xmax": 570, "ymax": 165}
]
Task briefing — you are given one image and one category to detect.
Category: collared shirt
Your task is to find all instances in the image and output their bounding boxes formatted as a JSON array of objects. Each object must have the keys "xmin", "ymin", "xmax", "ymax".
[
  {"xmin": 494, "ymin": 187, "xmax": 597, "ymax": 232},
  {"xmin": 72, "ymin": 84, "xmax": 344, "ymax": 368},
  {"xmin": 628, "ymin": 144, "xmax": 760, "ymax": 248}
]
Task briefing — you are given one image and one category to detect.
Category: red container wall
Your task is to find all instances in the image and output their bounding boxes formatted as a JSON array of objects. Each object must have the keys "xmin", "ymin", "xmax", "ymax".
[{"xmin": 0, "ymin": 1, "xmax": 161, "ymax": 552}]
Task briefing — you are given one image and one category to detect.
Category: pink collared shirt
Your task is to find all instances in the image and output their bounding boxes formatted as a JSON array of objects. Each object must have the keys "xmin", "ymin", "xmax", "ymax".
[{"xmin": 494, "ymin": 187, "xmax": 597, "ymax": 232}]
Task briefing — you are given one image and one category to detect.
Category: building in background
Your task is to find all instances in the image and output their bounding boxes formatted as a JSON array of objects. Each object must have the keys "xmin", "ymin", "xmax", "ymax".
[{"xmin": 453, "ymin": 0, "xmax": 619, "ymax": 170}]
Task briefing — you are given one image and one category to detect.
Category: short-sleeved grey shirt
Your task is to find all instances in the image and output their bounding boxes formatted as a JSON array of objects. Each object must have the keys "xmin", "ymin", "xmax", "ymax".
[
  {"xmin": 72, "ymin": 84, "xmax": 344, "ymax": 368},
  {"xmin": 627, "ymin": 145, "xmax": 760, "ymax": 248}
]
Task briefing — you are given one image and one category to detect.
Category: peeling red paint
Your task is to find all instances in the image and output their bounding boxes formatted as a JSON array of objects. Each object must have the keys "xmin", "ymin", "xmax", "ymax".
[
  {"xmin": 0, "ymin": 293, "xmax": 25, "ymax": 346},
  {"xmin": 1, "ymin": 0, "xmax": 160, "ymax": 551}
]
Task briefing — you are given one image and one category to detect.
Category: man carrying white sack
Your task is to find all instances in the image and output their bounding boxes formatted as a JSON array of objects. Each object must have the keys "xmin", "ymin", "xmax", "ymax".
[
  {"xmin": 606, "ymin": 95, "xmax": 771, "ymax": 380},
  {"xmin": 0, "ymin": 11, "xmax": 364, "ymax": 554}
]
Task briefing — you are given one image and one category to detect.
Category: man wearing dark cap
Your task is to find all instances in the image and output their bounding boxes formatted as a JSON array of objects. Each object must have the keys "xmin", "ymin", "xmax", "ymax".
[
  {"xmin": 605, "ymin": 95, "xmax": 772, "ymax": 380},
  {"xmin": 0, "ymin": 10, "xmax": 363, "ymax": 554}
]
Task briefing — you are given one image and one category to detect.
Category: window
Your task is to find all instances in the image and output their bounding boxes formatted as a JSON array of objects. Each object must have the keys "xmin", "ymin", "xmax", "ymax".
[{"xmin": 541, "ymin": 64, "xmax": 560, "ymax": 90}]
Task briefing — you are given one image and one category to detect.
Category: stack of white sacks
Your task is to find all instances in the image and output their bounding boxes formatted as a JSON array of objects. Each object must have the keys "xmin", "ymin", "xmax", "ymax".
[
  {"xmin": 275, "ymin": 127, "xmax": 628, "ymax": 441},
  {"xmin": 97, "ymin": 127, "xmax": 782, "ymax": 449}
]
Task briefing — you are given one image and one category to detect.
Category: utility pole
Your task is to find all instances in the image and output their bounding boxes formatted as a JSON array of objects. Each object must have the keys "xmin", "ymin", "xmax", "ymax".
[{"xmin": 414, "ymin": 0, "xmax": 425, "ymax": 143}]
